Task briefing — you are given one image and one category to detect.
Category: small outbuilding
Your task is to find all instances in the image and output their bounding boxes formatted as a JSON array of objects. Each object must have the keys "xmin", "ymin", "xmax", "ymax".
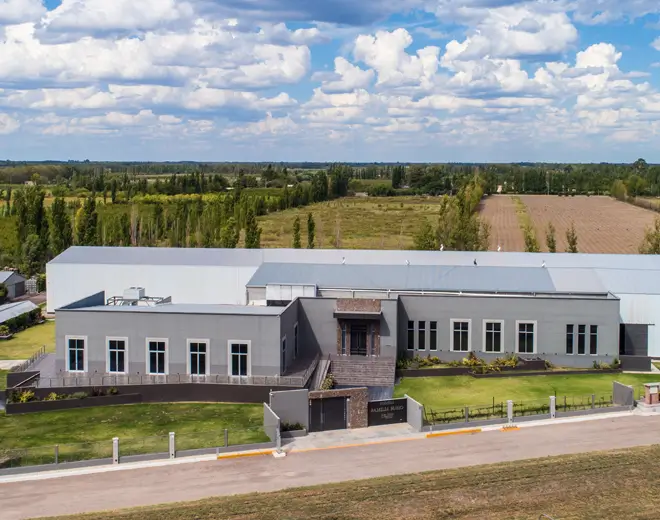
[
  {"xmin": 0, "ymin": 301, "xmax": 38, "ymax": 326},
  {"xmin": 0, "ymin": 271, "xmax": 27, "ymax": 299}
]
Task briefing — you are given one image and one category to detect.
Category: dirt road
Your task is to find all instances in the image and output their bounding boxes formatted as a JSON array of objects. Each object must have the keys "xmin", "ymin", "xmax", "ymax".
[{"xmin": 3, "ymin": 415, "xmax": 660, "ymax": 520}]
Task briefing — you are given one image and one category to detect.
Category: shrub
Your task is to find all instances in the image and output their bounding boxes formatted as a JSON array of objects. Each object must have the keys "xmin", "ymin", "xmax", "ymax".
[
  {"xmin": 108, "ymin": 387, "xmax": 119, "ymax": 395},
  {"xmin": 544, "ymin": 359, "xmax": 555, "ymax": 370},
  {"xmin": 17, "ymin": 390, "xmax": 35, "ymax": 403},
  {"xmin": 320, "ymin": 374, "xmax": 335, "ymax": 391},
  {"xmin": 612, "ymin": 358, "xmax": 621, "ymax": 369},
  {"xmin": 70, "ymin": 391, "xmax": 89, "ymax": 400},
  {"xmin": 90, "ymin": 387, "xmax": 106, "ymax": 397},
  {"xmin": 462, "ymin": 352, "xmax": 485, "ymax": 367},
  {"xmin": 0, "ymin": 325, "xmax": 10, "ymax": 336},
  {"xmin": 44, "ymin": 392, "xmax": 59, "ymax": 401},
  {"xmin": 281, "ymin": 422, "xmax": 305, "ymax": 432}
]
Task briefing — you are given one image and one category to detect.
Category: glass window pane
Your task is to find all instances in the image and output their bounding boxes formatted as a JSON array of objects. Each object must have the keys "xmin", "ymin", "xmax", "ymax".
[
  {"xmin": 407, "ymin": 329, "xmax": 414, "ymax": 350},
  {"xmin": 231, "ymin": 354, "xmax": 239, "ymax": 376},
  {"xmin": 430, "ymin": 330, "xmax": 437, "ymax": 351},
  {"xmin": 199, "ymin": 353, "xmax": 206, "ymax": 374},
  {"xmin": 117, "ymin": 351, "xmax": 125, "ymax": 372},
  {"xmin": 239, "ymin": 355, "xmax": 247, "ymax": 376},
  {"xmin": 110, "ymin": 352, "xmax": 117, "ymax": 373}
]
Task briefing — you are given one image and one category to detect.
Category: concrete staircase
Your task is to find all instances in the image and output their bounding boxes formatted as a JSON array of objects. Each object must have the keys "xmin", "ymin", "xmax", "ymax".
[{"xmin": 329, "ymin": 357, "xmax": 396, "ymax": 387}]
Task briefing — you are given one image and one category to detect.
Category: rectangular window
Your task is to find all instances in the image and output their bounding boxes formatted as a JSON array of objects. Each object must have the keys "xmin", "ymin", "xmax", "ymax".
[
  {"xmin": 230, "ymin": 343, "xmax": 249, "ymax": 376},
  {"xmin": 430, "ymin": 321, "xmax": 437, "ymax": 351},
  {"xmin": 67, "ymin": 337, "xmax": 85, "ymax": 372},
  {"xmin": 577, "ymin": 325, "xmax": 586, "ymax": 355},
  {"xmin": 418, "ymin": 321, "xmax": 426, "ymax": 351},
  {"xmin": 566, "ymin": 325, "xmax": 574, "ymax": 355},
  {"xmin": 484, "ymin": 322, "xmax": 502, "ymax": 353},
  {"xmin": 108, "ymin": 338, "xmax": 126, "ymax": 373},
  {"xmin": 147, "ymin": 340, "xmax": 167, "ymax": 375},
  {"xmin": 281, "ymin": 337, "xmax": 287, "ymax": 372},
  {"xmin": 294, "ymin": 323, "xmax": 299, "ymax": 359},
  {"xmin": 451, "ymin": 320, "xmax": 470, "ymax": 352},
  {"xmin": 189, "ymin": 341, "xmax": 207, "ymax": 376},
  {"xmin": 517, "ymin": 322, "xmax": 536, "ymax": 354},
  {"xmin": 407, "ymin": 321, "xmax": 415, "ymax": 350},
  {"xmin": 590, "ymin": 325, "xmax": 598, "ymax": 355},
  {"xmin": 341, "ymin": 323, "xmax": 347, "ymax": 355},
  {"xmin": 370, "ymin": 325, "xmax": 376, "ymax": 356}
]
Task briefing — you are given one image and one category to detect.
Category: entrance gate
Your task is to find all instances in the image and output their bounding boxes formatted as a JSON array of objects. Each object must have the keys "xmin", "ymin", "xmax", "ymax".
[{"xmin": 309, "ymin": 397, "xmax": 347, "ymax": 432}]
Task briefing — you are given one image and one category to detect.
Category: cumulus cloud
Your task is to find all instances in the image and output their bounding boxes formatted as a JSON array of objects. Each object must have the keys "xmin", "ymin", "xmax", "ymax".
[
  {"xmin": 353, "ymin": 29, "xmax": 440, "ymax": 88},
  {"xmin": 314, "ymin": 57, "xmax": 374, "ymax": 93},
  {"xmin": 0, "ymin": 0, "xmax": 45, "ymax": 25}
]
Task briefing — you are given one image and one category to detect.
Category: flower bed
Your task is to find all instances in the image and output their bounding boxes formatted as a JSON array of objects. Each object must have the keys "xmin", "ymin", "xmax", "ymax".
[{"xmin": 5, "ymin": 393, "xmax": 142, "ymax": 415}]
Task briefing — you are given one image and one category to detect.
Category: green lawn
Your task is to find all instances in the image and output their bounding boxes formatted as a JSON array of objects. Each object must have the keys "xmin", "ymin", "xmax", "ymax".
[
  {"xmin": 394, "ymin": 373, "xmax": 660, "ymax": 410},
  {"xmin": 0, "ymin": 370, "xmax": 6, "ymax": 391},
  {"xmin": 0, "ymin": 320, "xmax": 55, "ymax": 360},
  {"xmin": 0, "ymin": 403, "xmax": 267, "ymax": 465}
]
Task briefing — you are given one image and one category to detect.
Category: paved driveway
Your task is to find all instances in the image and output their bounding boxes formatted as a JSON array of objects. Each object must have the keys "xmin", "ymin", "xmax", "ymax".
[{"xmin": 2, "ymin": 414, "xmax": 660, "ymax": 520}]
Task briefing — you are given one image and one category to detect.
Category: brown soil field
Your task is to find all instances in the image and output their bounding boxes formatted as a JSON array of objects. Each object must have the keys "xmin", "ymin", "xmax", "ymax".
[
  {"xmin": 519, "ymin": 195, "xmax": 657, "ymax": 254},
  {"xmin": 477, "ymin": 196, "xmax": 525, "ymax": 251}
]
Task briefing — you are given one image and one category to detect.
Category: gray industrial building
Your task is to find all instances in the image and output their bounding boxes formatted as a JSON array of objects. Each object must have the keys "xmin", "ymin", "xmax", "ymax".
[{"xmin": 42, "ymin": 254, "xmax": 636, "ymax": 391}]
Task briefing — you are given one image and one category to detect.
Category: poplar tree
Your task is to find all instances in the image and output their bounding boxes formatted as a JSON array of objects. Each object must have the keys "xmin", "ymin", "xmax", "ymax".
[
  {"xmin": 292, "ymin": 216, "xmax": 301, "ymax": 249},
  {"xmin": 244, "ymin": 209, "xmax": 261, "ymax": 249},
  {"xmin": 307, "ymin": 213, "xmax": 315, "ymax": 249},
  {"xmin": 220, "ymin": 218, "xmax": 239, "ymax": 248},
  {"xmin": 565, "ymin": 222, "xmax": 579, "ymax": 253},
  {"xmin": 50, "ymin": 197, "xmax": 73, "ymax": 256},
  {"xmin": 76, "ymin": 195, "xmax": 98, "ymax": 246},
  {"xmin": 546, "ymin": 223, "xmax": 557, "ymax": 253}
]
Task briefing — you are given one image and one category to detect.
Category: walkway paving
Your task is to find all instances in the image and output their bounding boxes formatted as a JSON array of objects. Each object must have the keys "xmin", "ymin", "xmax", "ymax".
[
  {"xmin": 2, "ymin": 414, "xmax": 660, "ymax": 520},
  {"xmin": 0, "ymin": 360, "xmax": 25, "ymax": 370}
]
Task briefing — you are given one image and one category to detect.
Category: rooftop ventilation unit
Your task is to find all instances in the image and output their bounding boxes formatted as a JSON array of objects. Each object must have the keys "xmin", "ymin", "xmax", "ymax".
[{"xmin": 106, "ymin": 287, "xmax": 170, "ymax": 307}]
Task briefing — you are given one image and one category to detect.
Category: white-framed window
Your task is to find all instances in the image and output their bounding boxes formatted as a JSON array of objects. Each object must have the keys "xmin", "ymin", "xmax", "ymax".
[
  {"xmin": 107, "ymin": 337, "xmax": 128, "ymax": 374},
  {"xmin": 228, "ymin": 340, "xmax": 251, "ymax": 377},
  {"xmin": 66, "ymin": 335, "xmax": 87, "ymax": 373},
  {"xmin": 146, "ymin": 338, "xmax": 168, "ymax": 375},
  {"xmin": 407, "ymin": 321, "xmax": 415, "ymax": 350},
  {"xmin": 418, "ymin": 321, "xmax": 426, "ymax": 351},
  {"xmin": 577, "ymin": 325, "xmax": 586, "ymax": 355},
  {"xmin": 483, "ymin": 320, "xmax": 503, "ymax": 353},
  {"xmin": 281, "ymin": 336, "xmax": 287, "ymax": 373},
  {"xmin": 516, "ymin": 321, "xmax": 537, "ymax": 354},
  {"xmin": 590, "ymin": 325, "xmax": 598, "ymax": 355},
  {"xmin": 451, "ymin": 319, "xmax": 471, "ymax": 352},
  {"xmin": 566, "ymin": 325, "xmax": 574, "ymax": 355},
  {"xmin": 430, "ymin": 321, "xmax": 437, "ymax": 351},
  {"xmin": 341, "ymin": 323, "xmax": 347, "ymax": 355},
  {"xmin": 187, "ymin": 339, "xmax": 209, "ymax": 376},
  {"xmin": 294, "ymin": 323, "xmax": 299, "ymax": 360}
]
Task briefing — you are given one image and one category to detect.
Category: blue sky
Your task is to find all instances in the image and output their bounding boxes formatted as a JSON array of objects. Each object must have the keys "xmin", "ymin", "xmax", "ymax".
[{"xmin": 1, "ymin": 0, "xmax": 660, "ymax": 162}]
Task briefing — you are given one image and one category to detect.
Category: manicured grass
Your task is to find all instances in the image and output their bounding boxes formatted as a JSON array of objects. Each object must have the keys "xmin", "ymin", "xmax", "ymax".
[
  {"xmin": 41, "ymin": 445, "xmax": 660, "ymax": 520},
  {"xmin": 258, "ymin": 197, "xmax": 447, "ymax": 249},
  {"xmin": 393, "ymin": 373, "xmax": 660, "ymax": 410},
  {"xmin": 0, "ymin": 320, "xmax": 55, "ymax": 360},
  {"xmin": 0, "ymin": 403, "xmax": 267, "ymax": 463},
  {"xmin": 0, "ymin": 369, "xmax": 7, "ymax": 391}
]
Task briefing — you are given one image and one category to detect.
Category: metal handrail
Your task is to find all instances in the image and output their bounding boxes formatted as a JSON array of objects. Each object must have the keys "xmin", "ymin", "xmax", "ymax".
[{"xmin": 10, "ymin": 346, "xmax": 47, "ymax": 373}]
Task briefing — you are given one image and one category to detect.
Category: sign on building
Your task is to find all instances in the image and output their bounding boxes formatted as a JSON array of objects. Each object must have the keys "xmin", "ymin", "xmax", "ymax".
[{"xmin": 367, "ymin": 398, "xmax": 407, "ymax": 426}]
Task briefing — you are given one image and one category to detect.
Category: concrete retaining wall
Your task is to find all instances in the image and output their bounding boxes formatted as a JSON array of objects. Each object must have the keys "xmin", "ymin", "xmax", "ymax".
[{"xmin": 270, "ymin": 389, "xmax": 309, "ymax": 430}]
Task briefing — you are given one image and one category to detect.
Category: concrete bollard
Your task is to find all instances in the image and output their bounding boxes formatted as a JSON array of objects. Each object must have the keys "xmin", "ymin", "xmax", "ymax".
[
  {"xmin": 507, "ymin": 400, "xmax": 513, "ymax": 424},
  {"xmin": 550, "ymin": 396, "xmax": 556, "ymax": 419},
  {"xmin": 54, "ymin": 445, "xmax": 59, "ymax": 465},
  {"xmin": 112, "ymin": 437, "xmax": 119, "ymax": 465},
  {"xmin": 169, "ymin": 432, "xmax": 176, "ymax": 459},
  {"xmin": 224, "ymin": 429, "xmax": 229, "ymax": 448}
]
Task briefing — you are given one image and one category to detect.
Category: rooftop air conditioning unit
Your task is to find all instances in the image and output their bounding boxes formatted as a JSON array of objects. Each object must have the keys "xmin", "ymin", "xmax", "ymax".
[{"xmin": 123, "ymin": 287, "xmax": 145, "ymax": 301}]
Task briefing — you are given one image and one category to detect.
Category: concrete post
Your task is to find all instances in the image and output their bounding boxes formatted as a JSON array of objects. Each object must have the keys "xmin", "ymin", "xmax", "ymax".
[
  {"xmin": 550, "ymin": 396, "xmax": 556, "ymax": 419},
  {"xmin": 507, "ymin": 400, "xmax": 513, "ymax": 424},
  {"xmin": 169, "ymin": 432, "xmax": 176, "ymax": 459},
  {"xmin": 224, "ymin": 429, "xmax": 229, "ymax": 448},
  {"xmin": 464, "ymin": 406, "xmax": 469, "ymax": 423},
  {"xmin": 112, "ymin": 437, "xmax": 119, "ymax": 465},
  {"xmin": 276, "ymin": 427, "xmax": 282, "ymax": 451},
  {"xmin": 591, "ymin": 394, "xmax": 595, "ymax": 409},
  {"xmin": 54, "ymin": 445, "xmax": 59, "ymax": 465}
]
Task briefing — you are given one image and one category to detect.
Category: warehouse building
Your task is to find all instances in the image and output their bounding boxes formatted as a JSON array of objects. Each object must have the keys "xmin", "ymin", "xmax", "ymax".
[{"xmin": 37, "ymin": 245, "xmax": 656, "ymax": 392}]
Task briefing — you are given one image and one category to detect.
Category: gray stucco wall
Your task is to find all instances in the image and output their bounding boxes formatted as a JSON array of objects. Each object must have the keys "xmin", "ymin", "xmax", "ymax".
[
  {"xmin": 55, "ymin": 310, "xmax": 283, "ymax": 377},
  {"xmin": 398, "ymin": 294, "xmax": 620, "ymax": 368},
  {"xmin": 297, "ymin": 298, "xmax": 398, "ymax": 358},
  {"xmin": 279, "ymin": 300, "xmax": 300, "ymax": 373},
  {"xmin": 270, "ymin": 389, "xmax": 309, "ymax": 430}
]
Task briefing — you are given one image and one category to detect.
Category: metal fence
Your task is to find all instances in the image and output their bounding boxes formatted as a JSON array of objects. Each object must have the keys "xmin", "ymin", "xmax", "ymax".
[
  {"xmin": 25, "ymin": 355, "xmax": 320, "ymax": 390},
  {"xmin": 10, "ymin": 346, "xmax": 47, "ymax": 374},
  {"xmin": 0, "ymin": 427, "xmax": 268, "ymax": 470},
  {"xmin": 424, "ymin": 393, "xmax": 616, "ymax": 426}
]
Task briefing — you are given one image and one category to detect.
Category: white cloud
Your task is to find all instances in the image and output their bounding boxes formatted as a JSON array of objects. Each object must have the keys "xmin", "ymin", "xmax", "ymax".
[
  {"xmin": 353, "ymin": 29, "xmax": 440, "ymax": 88},
  {"xmin": 0, "ymin": 113, "xmax": 19, "ymax": 133},
  {"xmin": 316, "ymin": 57, "xmax": 374, "ymax": 93},
  {"xmin": 653, "ymin": 37, "xmax": 660, "ymax": 51},
  {"xmin": 0, "ymin": 0, "xmax": 45, "ymax": 25}
]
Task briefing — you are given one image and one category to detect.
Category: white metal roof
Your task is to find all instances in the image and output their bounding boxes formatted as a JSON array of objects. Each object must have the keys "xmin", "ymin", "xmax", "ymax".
[
  {"xmin": 49, "ymin": 246, "xmax": 660, "ymax": 271},
  {"xmin": 66, "ymin": 303, "xmax": 285, "ymax": 316},
  {"xmin": 0, "ymin": 271, "xmax": 25, "ymax": 284},
  {"xmin": 0, "ymin": 301, "xmax": 38, "ymax": 323}
]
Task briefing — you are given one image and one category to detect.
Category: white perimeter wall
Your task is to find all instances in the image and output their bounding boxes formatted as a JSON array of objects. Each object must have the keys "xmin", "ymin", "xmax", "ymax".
[
  {"xmin": 46, "ymin": 263, "xmax": 259, "ymax": 312},
  {"xmin": 617, "ymin": 293, "xmax": 660, "ymax": 358}
]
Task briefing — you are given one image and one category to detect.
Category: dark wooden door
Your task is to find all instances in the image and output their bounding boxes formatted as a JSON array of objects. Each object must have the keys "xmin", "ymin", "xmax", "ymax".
[
  {"xmin": 350, "ymin": 323, "xmax": 368, "ymax": 356},
  {"xmin": 309, "ymin": 397, "xmax": 347, "ymax": 432}
]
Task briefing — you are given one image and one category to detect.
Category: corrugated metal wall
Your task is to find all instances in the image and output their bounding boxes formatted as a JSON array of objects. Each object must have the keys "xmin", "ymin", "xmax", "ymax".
[{"xmin": 618, "ymin": 294, "xmax": 660, "ymax": 357}]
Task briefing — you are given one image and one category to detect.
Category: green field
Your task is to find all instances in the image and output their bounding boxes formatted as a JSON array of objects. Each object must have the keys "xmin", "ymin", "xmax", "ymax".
[
  {"xmin": 0, "ymin": 320, "xmax": 55, "ymax": 360},
  {"xmin": 394, "ymin": 373, "xmax": 659, "ymax": 410},
  {"xmin": 41, "ymin": 445, "xmax": 660, "ymax": 520},
  {"xmin": 0, "ymin": 370, "xmax": 7, "ymax": 391},
  {"xmin": 258, "ymin": 197, "xmax": 445, "ymax": 249}
]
